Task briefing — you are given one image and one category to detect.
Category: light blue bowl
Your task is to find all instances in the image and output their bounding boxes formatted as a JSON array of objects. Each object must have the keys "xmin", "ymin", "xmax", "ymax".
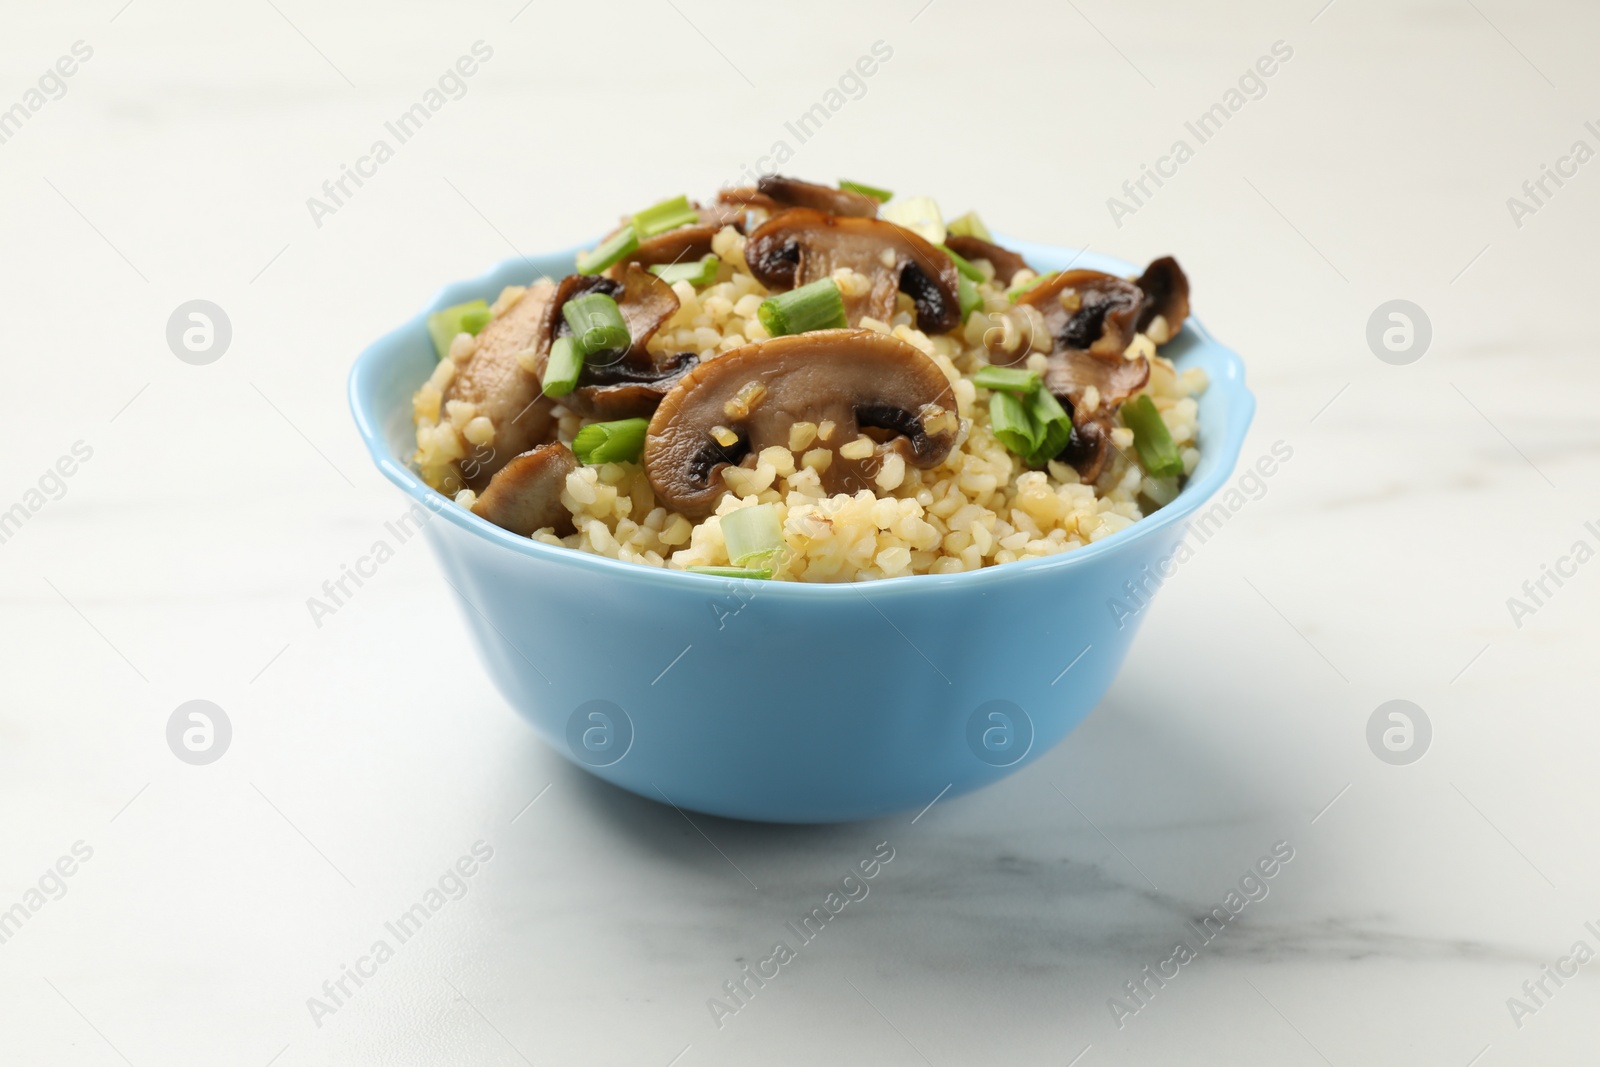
[{"xmin": 350, "ymin": 239, "xmax": 1254, "ymax": 823}]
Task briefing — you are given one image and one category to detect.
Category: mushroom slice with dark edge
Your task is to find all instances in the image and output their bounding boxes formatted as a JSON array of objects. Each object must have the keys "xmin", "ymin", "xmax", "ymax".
[
  {"xmin": 441, "ymin": 278, "xmax": 559, "ymax": 491},
  {"xmin": 644, "ymin": 329, "xmax": 959, "ymax": 518},
  {"xmin": 756, "ymin": 175, "xmax": 879, "ymax": 218},
  {"xmin": 616, "ymin": 224, "xmax": 720, "ymax": 273},
  {"xmin": 1055, "ymin": 412, "xmax": 1115, "ymax": 485},
  {"xmin": 470, "ymin": 442, "xmax": 577, "ymax": 537},
  {"xmin": 944, "ymin": 234, "xmax": 1032, "ymax": 289},
  {"xmin": 564, "ymin": 352, "xmax": 699, "ymax": 421},
  {"xmin": 1134, "ymin": 256, "xmax": 1190, "ymax": 344},
  {"xmin": 542, "ymin": 263, "xmax": 679, "ymax": 371},
  {"xmin": 744, "ymin": 208, "xmax": 963, "ymax": 334},
  {"xmin": 1017, "ymin": 270, "xmax": 1145, "ymax": 360}
]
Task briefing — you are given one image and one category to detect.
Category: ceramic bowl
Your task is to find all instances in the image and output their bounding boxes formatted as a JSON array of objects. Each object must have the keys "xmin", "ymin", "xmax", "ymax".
[{"xmin": 349, "ymin": 239, "xmax": 1255, "ymax": 822}]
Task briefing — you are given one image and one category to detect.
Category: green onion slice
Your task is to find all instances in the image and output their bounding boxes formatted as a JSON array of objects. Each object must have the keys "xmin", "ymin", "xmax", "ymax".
[
  {"xmin": 686, "ymin": 565, "xmax": 774, "ymax": 580},
  {"xmin": 562, "ymin": 292, "xmax": 631, "ymax": 357},
  {"xmin": 572, "ymin": 418, "xmax": 649, "ymax": 465},
  {"xmin": 649, "ymin": 254, "xmax": 721, "ymax": 287},
  {"xmin": 957, "ymin": 272, "xmax": 982, "ymax": 322},
  {"xmin": 425, "ymin": 299, "xmax": 489, "ymax": 358},
  {"xmin": 939, "ymin": 244, "xmax": 985, "ymax": 282},
  {"xmin": 758, "ymin": 278, "xmax": 847, "ymax": 337},
  {"xmin": 632, "ymin": 195, "xmax": 700, "ymax": 238},
  {"xmin": 540, "ymin": 336, "xmax": 583, "ymax": 398},
  {"xmin": 989, "ymin": 390, "xmax": 1040, "ymax": 458},
  {"xmin": 720, "ymin": 502, "xmax": 784, "ymax": 567},
  {"xmin": 1123, "ymin": 395, "xmax": 1184, "ymax": 478},
  {"xmin": 839, "ymin": 179, "xmax": 893, "ymax": 203},
  {"xmin": 946, "ymin": 210, "xmax": 992, "ymax": 242},
  {"xmin": 576, "ymin": 225, "xmax": 639, "ymax": 274},
  {"xmin": 1025, "ymin": 388, "xmax": 1073, "ymax": 466},
  {"xmin": 972, "ymin": 366, "xmax": 1041, "ymax": 393}
]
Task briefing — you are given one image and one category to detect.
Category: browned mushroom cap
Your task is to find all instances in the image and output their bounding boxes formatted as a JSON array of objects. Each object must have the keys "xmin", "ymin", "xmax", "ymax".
[
  {"xmin": 945, "ymin": 235, "xmax": 1032, "ymax": 288},
  {"xmin": 442, "ymin": 279, "xmax": 559, "ymax": 491},
  {"xmin": 1043, "ymin": 351, "xmax": 1150, "ymax": 415},
  {"xmin": 756, "ymin": 175, "xmax": 879, "ymax": 218},
  {"xmin": 745, "ymin": 209, "xmax": 963, "ymax": 334},
  {"xmin": 470, "ymin": 442, "xmax": 577, "ymax": 537},
  {"xmin": 1055, "ymin": 412, "xmax": 1115, "ymax": 485},
  {"xmin": 563, "ymin": 352, "xmax": 699, "ymax": 421},
  {"xmin": 1018, "ymin": 270, "xmax": 1144, "ymax": 360},
  {"xmin": 644, "ymin": 330, "xmax": 959, "ymax": 518},
  {"xmin": 616, "ymin": 225, "xmax": 720, "ymax": 273},
  {"xmin": 1134, "ymin": 256, "xmax": 1190, "ymax": 344}
]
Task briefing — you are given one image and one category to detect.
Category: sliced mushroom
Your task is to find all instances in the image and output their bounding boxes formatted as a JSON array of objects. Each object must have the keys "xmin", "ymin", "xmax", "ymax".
[
  {"xmin": 1134, "ymin": 256, "xmax": 1190, "ymax": 344},
  {"xmin": 944, "ymin": 234, "xmax": 1031, "ymax": 288},
  {"xmin": 744, "ymin": 209, "xmax": 962, "ymax": 334},
  {"xmin": 1018, "ymin": 270, "xmax": 1144, "ymax": 359},
  {"xmin": 442, "ymin": 279, "xmax": 559, "ymax": 490},
  {"xmin": 616, "ymin": 225, "xmax": 720, "ymax": 273},
  {"xmin": 1042, "ymin": 351, "xmax": 1150, "ymax": 415},
  {"xmin": 644, "ymin": 330, "xmax": 959, "ymax": 518},
  {"xmin": 564, "ymin": 352, "xmax": 699, "ymax": 421},
  {"xmin": 1055, "ymin": 412, "xmax": 1114, "ymax": 485},
  {"xmin": 756, "ymin": 175, "xmax": 879, "ymax": 218},
  {"xmin": 470, "ymin": 442, "xmax": 577, "ymax": 537},
  {"xmin": 543, "ymin": 264, "xmax": 679, "ymax": 371}
]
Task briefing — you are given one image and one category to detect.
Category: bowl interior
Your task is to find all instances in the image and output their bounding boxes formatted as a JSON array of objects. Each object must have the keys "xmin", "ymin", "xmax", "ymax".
[{"xmin": 349, "ymin": 240, "xmax": 1256, "ymax": 594}]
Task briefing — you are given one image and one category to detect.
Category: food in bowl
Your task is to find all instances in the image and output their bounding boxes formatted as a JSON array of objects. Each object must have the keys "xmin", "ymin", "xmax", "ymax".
[{"xmin": 410, "ymin": 176, "xmax": 1205, "ymax": 583}]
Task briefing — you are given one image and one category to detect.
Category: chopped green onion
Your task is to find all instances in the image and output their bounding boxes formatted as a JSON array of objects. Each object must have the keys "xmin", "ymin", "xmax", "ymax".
[
  {"xmin": 686, "ymin": 565, "xmax": 774, "ymax": 580},
  {"xmin": 839, "ymin": 179, "xmax": 893, "ymax": 203},
  {"xmin": 540, "ymin": 336, "xmax": 583, "ymax": 398},
  {"xmin": 973, "ymin": 366, "xmax": 1041, "ymax": 393},
  {"xmin": 1007, "ymin": 271, "xmax": 1058, "ymax": 303},
  {"xmin": 576, "ymin": 225, "xmax": 639, "ymax": 274},
  {"xmin": 562, "ymin": 292, "xmax": 631, "ymax": 357},
  {"xmin": 425, "ymin": 299, "xmax": 489, "ymax": 358},
  {"xmin": 758, "ymin": 278, "xmax": 847, "ymax": 337},
  {"xmin": 649, "ymin": 254, "xmax": 721, "ymax": 287},
  {"xmin": 957, "ymin": 272, "xmax": 982, "ymax": 322},
  {"xmin": 939, "ymin": 244, "xmax": 985, "ymax": 282},
  {"xmin": 632, "ymin": 195, "xmax": 700, "ymax": 238},
  {"xmin": 946, "ymin": 211, "xmax": 992, "ymax": 242},
  {"xmin": 881, "ymin": 195, "xmax": 945, "ymax": 244},
  {"xmin": 459, "ymin": 306, "xmax": 493, "ymax": 335},
  {"xmin": 572, "ymin": 418, "xmax": 649, "ymax": 465},
  {"xmin": 1123, "ymin": 395, "xmax": 1184, "ymax": 478},
  {"xmin": 721, "ymin": 502, "xmax": 784, "ymax": 567},
  {"xmin": 989, "ymin": 390, "xmax": 1039, "ymax": 457},
  {"xmin": 1025, "ymin": 388, "xmax": 1073, "ymax": 466}
]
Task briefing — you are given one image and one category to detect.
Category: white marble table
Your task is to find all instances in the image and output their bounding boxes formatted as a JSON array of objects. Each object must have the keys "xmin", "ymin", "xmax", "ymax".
[{"xmin": 3, "ymin": 1, "xmax": 1596, "ymax": 1063}]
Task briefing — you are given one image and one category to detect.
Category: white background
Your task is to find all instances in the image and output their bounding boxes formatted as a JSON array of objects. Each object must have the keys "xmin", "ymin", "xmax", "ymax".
[{"xmin": 2, "ymin": 1, "xmax": 1597, "ymax": 1064}]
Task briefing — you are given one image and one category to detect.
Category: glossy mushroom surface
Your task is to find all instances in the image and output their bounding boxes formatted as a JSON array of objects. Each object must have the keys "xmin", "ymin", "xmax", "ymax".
[
  {"xmin": 644, "ymin": 330, "xmax": 959, "ymax": 518},
  {"xmin": 756, "ymin": 175, "xmax": 880, "ymax": 218},
  {"xmin": 441, "ymin": 279, "xmax": 558, "ymax": 490},
  {"xmin": 1135, "ymin": 256, "xmax": 1190, "ymax": 344},
  {"xmin": 744, "ymin": 209, "xmax": 962, "ymax": 334},
  {"xmin": 470, "ymin": 442, "xmax": 577, "ymax": 536}
]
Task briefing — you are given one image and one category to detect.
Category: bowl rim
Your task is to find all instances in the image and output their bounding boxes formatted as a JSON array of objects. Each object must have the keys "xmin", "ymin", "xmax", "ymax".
[{"xmin": 349, "ymin": 236, "xmax": 1256, "ymax": 599}]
